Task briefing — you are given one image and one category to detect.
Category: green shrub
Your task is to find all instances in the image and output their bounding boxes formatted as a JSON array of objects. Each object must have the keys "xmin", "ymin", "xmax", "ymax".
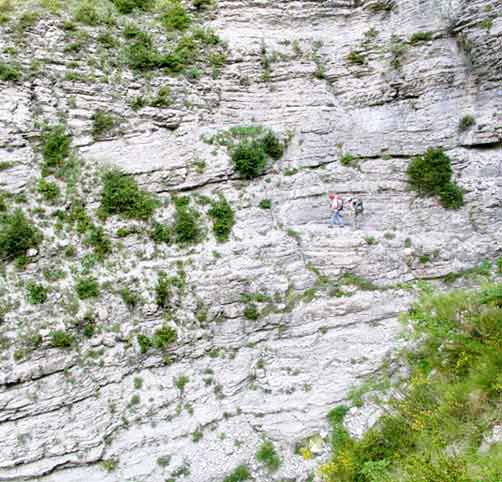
[
  {"xmin": 259, "ymin": 199, "xmax": 271, "ymax": 209},
  {"xmin": 346, "ymin": 50, "xmax": 365, "ymax": 65},
  {"xmin": 124, "ymin": 31, "xmax": 162, "ymax": 70},
  {"xmin": 0, "ymin": 61, "xmax": 21, "ymax": 81},
  {"xmin": 256, "ymin": 440, "xmax": 281, "ymax": 472},
  {"xmin": 439, "ymin": 182, "xmax": 464, "ymax": 209},
  {"xmin": 92, "ymin": 110, "xmax": 117, "ymax": 137},
  {"xmin": 207, "ymin": 195, "xmax": 235, "ymax": 242},
  {"xmin": 409, "ymin": 31, "xmax": 432, "ymax": 43},
  {"xmin": 97, "ymin": 32, "xmax": 117, "ymax": 49},
  {"xmin": 40, "ymin": 125, "xmax": 71, "ymax": 171},
  {"xmin": 159, "ymin": 1, "xmax": 191, "ymax": 31},
  {"xmin": 26, "ymin": 281, "xmax": 48, "ymax": 304},
  {"xmin": 86, "ymin": 225, "xmax": 112, "ymax": 259},
  {"xmin": 49, "ymin": 330, "xmax": 74, "ymax": 348},
  {"xmin": 262, "ymin": 131, "xmax": 284, "ymax": 160},
  {"xmin": 0, "ymin": 209, "xmax": 42, "ymax": 261},
  {"xmin": 149, "ymin": 85, "xmax": 171, "ymax": 107},
  {"xmin": 137, "ymin": 334, "xmax": 152, "ymax": 353},
  {"xmin": 74, "ymin": 1, "xmax": 101, "ymax": 25},
  {"xmin": 244, "ymin": 303, "xmax": 259, "ymax": 320},
  {"xmin": 155, "ymin": 272, "xmax": 171, "ymax": 308},
  {"xmin": 319, "ymin": 284, "xmax": 502, "ymax": 482},
  {"xmin": 173, "ymin": 198, "xmax": 201, "ymax": 245},
  {"xmin": 152, "ymin": 325, "xmax": 177, "ymax": 349},
  {"xmin": 174, "ymin": 374, "xmax": 189, "ymax": 392},
  {"xmin": 231, "ymin": 141, "xmax": 268, "ymax": 179},
  {"xmin": 99, "ymin": 169, "xmax": 158, "ymax": 220},
  {"xmin": 112, "ymin": 0, "xmax": 153, "ymax": 14},
  {"xmin": 75, "ymin": 277, "xmax": 99, "ymax": 299},
  {"xmin": 340, "ymin": 153, "xmax": 356, "ymax": 166},
  {"xmin": 37, "ymin": 179, "xmax": 60, "ymax": 203},
  {"xmin": 120, "ymin": 287, "xmax": 141, "ymax": 310},
  {"xmin": 150, "ymin": 222, "xmax": 172, "ymax": 244},
  {"xmin": 407, "ymin": 148, "xmax": 464, "ymax": 209},
  {"xmin": 223, "ymin": 465, "xmax": 250, "ymax": 482},
  {"xmin": 458, "ymin": 115, "xmax": 475, "ymax": 132}
]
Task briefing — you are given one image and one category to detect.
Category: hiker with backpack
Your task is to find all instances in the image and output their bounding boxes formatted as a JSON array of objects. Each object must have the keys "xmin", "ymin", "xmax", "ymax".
[
  {"xmin": 328, "ymin": 192, "xmax": 344, "ymax": 228},
  {"xmin": 347, "ymin": 197, "xmax": 364, "ymax": 229}
]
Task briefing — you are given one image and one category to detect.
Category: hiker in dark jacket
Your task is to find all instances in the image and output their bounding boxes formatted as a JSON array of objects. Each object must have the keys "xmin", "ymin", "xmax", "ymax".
[{"xmin": 347, "ymin": 197, "xmax": 364, "ymax": 229}]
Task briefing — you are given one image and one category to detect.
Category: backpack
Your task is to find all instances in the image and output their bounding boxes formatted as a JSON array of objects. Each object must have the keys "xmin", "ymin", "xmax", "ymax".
[
  {"xmin": 353, "ymin": 199, "xmax": 363, "ymax": 215},
  {"xmin": 332, "ymin": 198, "xmax": 343, "ymax": 211}
]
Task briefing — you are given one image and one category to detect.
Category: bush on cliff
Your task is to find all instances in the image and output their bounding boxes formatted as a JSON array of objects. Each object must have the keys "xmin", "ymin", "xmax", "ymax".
[
  {"xmin": 407, "ymin": 147, "xmax": 464, "ymax": 209},
  {"xmin": 320, "ymin": 284, "xmax": 502, "ymax": 482}
]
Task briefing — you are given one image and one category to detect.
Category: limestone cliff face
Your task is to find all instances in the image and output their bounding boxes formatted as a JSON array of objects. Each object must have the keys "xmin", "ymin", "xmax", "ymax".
[{"xmin": 0, "ymin": 0, "xmax": 501, "ymax": 481}]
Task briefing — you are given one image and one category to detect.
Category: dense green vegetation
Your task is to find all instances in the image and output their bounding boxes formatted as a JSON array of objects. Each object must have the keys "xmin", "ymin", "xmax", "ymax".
[
  {"xmin": 26, "ymin": 281, "xmax": 48, "ymax": 304},
  {"xmin": 0, "ymin": 209, "xmax": 42, "ymax": 262},
  {"xmin": 218, "ymin": 126, "xmax": 284, "ymax": 179},
  {"xmin": 75, "ymin": 276, "xmax": 100, "ymax": 299},
  {"xmin": 320, "ymin": 284, "xmax": 502, "ymax": 482},
  {"xmin": 92, "ymin": 110, "xmax": 117, "ymax": 137},
  {"xmin": 207, "ymin": 195, "xmax": 235, "ymax": 242},
  {"xmin": 99, "ymin": 169, "xmax": 158, "ymax": 220},
  {"xmin": 407, "ymin": 148, "xmax": 464, "ymax": 209},
  {"xmin": 0, "ymin": 61, "xmax": 21, "ymax": 81}
]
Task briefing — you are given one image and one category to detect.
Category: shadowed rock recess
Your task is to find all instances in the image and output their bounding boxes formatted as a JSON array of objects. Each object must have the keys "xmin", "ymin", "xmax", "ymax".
[{"xmin": 0, "ymin": 0, "xmax": 501, "ymax": 481}]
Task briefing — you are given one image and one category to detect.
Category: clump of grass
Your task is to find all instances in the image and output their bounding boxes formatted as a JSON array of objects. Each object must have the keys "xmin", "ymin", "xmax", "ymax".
[
  {"xmin": 319, "ymin": 284, "xmax": 502, "ymax": 482},
  {"xmin": 174, "ymin": 374, "xmax": 189, "ymax": 393},
  {"xmin": 111, "ymin": 0, "xmax": 153, "ymax": 14},
  {"xmin": 340, "ymin": 153, "xmax": 356, "ymax": 167},
  {"xmin": 86, "ymin": 225, "xmax": 112, "ymax": 259},
  {"xmin": 339, "ymin": 272, "xmax": 379, "ymax": 291},
  {"xmin": 407, "ymin": 147, "xmax": 464, "ymax": 209},
  {"xmin": 207, "ymin": 195, "xmax": 235, "ymax": 242},
  {"xmin": 230, "ymin": 128, "xmax": 284, "ymax": 179},
  {"xmin": 346, "ymin": 50, "xmax": 366, "ymax": 65},
  {"xmin": 409, "ymin": 31, "xmax": 432, "ymax": 43},
  {"xmin": 120, "ymin": 287, "xmax": 141, "ymax": 310},
  {"xmin": 149, "ymin": 85, "xmax": 171, "ymax": 107},
  {"xmin": 259, "ymin": 199, "xmax": 271, "ymax": 209},
  {"xmin": 159, "ymin": 1, "xmax": 191, "ymax": 31},
  {"xmin": 40, "ymin": 125, "xmax": 71, "ymax": 173},
  {"xmin": 75, "ymin": 276, "xmax": 99, "ymax": 299},
  {"xmin": 37, "ymin": 179, "xmax": 60, "ymax": 203},
  {"xmin": 0, "ymin": 209, "xmax": 42, "ymax": 262},
  {"xmin": 458, "ymin": 115, "xmax": 475, "ymax": 132},
  {"xmin": 243, "ymin": 304, "xmax": 259, "ymax": 320},
  {"xmin": 256, "ymin": 440, "xmax": 281, "ymax": 472},
  {"xmin": 223, "ymin": 464, "xmax": 250, "ymax": 482},
  {"xmin": 172, "ymin": 197, "xmax": 202, "ymax": 245},
  {"xmin": 150, "ymin": 222, "xmax": 172, "ymax": 244},
  {"xmin": 0, "ymin": 61, "xmax": 21, "ymax": 81},
  {"xmin": 26, "ymin": 281, "xmax": 48, "ymax": 304},
  {"xmin": 99, "ymin": 169, "xmax": 158, "ymax": 220},
  {"xmin": 92, "ymin": 110, "xmax": 118, "ymax": 138},
  {"xmin": 49, "ymin": 330, "xmax": 74, "ymax": 348}
]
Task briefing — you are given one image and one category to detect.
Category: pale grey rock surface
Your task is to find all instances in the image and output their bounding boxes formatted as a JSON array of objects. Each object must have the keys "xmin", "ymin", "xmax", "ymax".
[{"xmin": 0, "ymin": 0, "xmax": 501, "ymax": 481}]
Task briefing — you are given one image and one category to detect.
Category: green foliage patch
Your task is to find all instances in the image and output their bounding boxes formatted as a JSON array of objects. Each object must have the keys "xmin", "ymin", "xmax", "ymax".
[
  {"xmin": 319, "ymin": 284, "xmax": 502, "ymax": 482},
  {"xmin": 256, "ymin": 440, "xmax": 281, "ymax": 472},
  {"xmin": 40, "ymin": 125, "xmax": 71, "ymax": 173},
  {"xmin": 0, "ymin": 209, "xmax": 42, "ymax": 262},
  {"xmin": 99, "ymin": 169, "xmax": 158, "ymax": 220},
  {"xmin": 173, "ymin": 197, "xmax": 202, "ymax": 245},
  {"xmin": 207, "ymin": 195, "xmax": 235, "ymax": 242},
  {"xmin": 75, "ymin": 276, "xmax": 100, "ymax": 299},
  {"xmin": 223, "ymin": 465, "xmax": 250, "ymax": 482},
  {"xmin": 26, "ymin": 281, "xmax": 48, "ymax": 304},
  {"xmin": 49, "ymin": 330, "xmax": 74, "ymax": 348},
  {"xmin": 407, "ymin": 148, "xmax": 464, "ymax": 209},
  {"xmin": 0, "ymin": 61, "xmax": 21, "ymax": 81}
]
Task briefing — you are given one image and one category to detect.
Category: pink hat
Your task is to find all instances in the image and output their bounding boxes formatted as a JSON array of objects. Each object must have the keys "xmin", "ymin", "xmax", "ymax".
[{"xmin": 328, "ymin": 192, "xmax": 335, "ymax": 199}]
